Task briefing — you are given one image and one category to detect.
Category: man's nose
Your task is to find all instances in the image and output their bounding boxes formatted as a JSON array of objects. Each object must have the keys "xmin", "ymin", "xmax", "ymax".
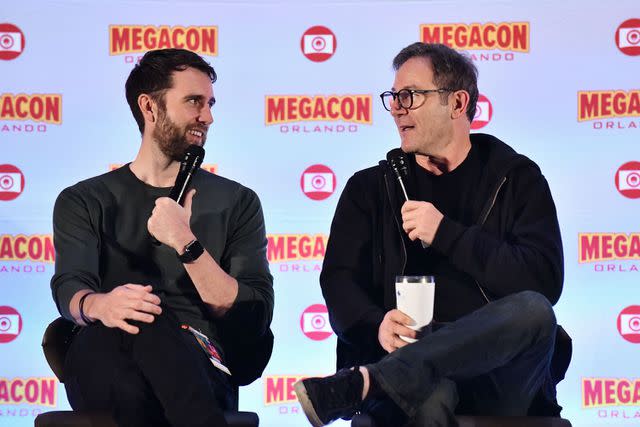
[{"xmin": 200, "ymin": 106, "xmax": 214, "ymax": 125}]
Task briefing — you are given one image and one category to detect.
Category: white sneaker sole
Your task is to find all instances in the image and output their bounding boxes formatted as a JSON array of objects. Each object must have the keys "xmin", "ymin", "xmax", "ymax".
[{"xmin": 294, "ymin": 380, "xmax": 325, "ymax": 427}]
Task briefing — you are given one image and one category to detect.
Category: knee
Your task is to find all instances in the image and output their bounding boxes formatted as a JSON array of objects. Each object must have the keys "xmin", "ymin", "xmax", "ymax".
[{"xmin": 510, "ymin": 291, "xmax": 556, "ymax": 341}]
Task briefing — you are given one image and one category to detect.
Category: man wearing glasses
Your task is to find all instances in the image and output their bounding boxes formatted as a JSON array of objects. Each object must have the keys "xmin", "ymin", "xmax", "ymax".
[{"xmin": 294, "ymin": 43, "xmax": 567, "ymax": 426}]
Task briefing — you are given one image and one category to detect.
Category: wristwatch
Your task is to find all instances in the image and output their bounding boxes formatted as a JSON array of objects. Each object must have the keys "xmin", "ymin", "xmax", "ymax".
[{"xmin": 178, "ymin": 239, "xmax": 204, "ymax": 263}]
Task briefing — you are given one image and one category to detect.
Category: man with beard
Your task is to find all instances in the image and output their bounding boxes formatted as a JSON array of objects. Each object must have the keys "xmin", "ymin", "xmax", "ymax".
[{"xmin": 50, "ymin": 49, "xmax": 274, "ymax": 427}]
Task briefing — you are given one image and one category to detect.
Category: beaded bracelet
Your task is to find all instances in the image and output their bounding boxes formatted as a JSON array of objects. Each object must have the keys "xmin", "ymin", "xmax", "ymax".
[{"xmin": 78, "ymin": 291, "xmax": 96, "ymax": 325}]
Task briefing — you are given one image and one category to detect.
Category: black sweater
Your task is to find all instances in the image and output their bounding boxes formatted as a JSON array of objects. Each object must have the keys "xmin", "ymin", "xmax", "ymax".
[
  {"xmin": 50, "ymin": 165, "xmax": 274, "ymax": 385},
  {"xmin": 320, "ymin": 133, "xmax": 564, "ymax": 370}
]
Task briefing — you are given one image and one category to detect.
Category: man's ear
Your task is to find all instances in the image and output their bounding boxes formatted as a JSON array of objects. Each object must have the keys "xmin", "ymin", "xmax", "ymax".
[
  {"xmin": 138, "ymin": 93, "xmax": 156, "ymax": 124},
  {"xmin": 450, "ymin": 90, "xmax": 470, "ymax": 120}
]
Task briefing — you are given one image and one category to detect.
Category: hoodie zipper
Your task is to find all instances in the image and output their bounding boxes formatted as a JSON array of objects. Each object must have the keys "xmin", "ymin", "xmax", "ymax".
[{"xmin": 475, "ymin": 176, "xmax": 507, "ymax": 304}]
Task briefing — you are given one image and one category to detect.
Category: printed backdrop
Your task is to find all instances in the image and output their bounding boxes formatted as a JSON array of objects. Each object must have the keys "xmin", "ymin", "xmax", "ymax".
[{"xmin": 1, "ymin": 1, "xmax": 639, "ymax": 426}]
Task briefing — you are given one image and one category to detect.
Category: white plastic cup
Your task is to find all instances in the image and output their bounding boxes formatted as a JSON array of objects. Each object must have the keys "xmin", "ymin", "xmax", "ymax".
[{"xmin": 395, "ymin": 275, "xmax": 435, "ymax": 343}]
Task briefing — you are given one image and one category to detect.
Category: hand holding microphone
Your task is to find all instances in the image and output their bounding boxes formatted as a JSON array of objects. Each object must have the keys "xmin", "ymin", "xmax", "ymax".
[
  {"xmin": 386, "ymin": 149, "xmax": 442, "ymax": 248},
  {"xmin": 149, "ymin": 145, "xmax": 205, "ymax": 248}
]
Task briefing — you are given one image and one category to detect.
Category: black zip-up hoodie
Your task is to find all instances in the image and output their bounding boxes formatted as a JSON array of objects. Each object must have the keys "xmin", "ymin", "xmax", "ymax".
[{"xmin": 320, "ymin": 133, "xmax": 564, "ymax": 375}]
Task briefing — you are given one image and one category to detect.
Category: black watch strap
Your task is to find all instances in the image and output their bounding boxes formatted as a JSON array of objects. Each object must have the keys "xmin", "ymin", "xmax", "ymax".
[{"xmin": 178, "ymin": 239, "xmax": 204, "ymax": 263}]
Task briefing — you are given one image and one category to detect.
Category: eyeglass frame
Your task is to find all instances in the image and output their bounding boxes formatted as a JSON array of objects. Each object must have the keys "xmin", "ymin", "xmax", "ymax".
[{"xmin": 379, "ymin": 88, "xmax": 455, "ymax": 111}]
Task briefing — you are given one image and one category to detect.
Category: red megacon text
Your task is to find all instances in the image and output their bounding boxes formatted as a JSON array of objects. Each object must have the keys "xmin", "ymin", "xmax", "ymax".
[
  {"xmin": 264, "ymin": 375, "xmax": 307, "ymax": 405},
  {"xmin": 579, "ymin": 233, "xmax": 640, "ymax": 263},
  {"xmin": 578, "ymin": 90, "xmax": 640, "ymax": 121},
  {"xmin": 109, "ymin": 25, "xmax": 218, "ymax": 56},
  {"xmin": 265, "ymin": 95, "xmax": 372, "ymax": 125},
  {"xmin": 0, "ymin": 377, "xmax": 57, "ymax": 406},
  {"xmin": 582, "ymin": 378, "xmax": 640, "ymax": 408},
  {"xmin": 421, "ymin": 22, "xmax": 529, "ymax": 52},
  {"xmin": 0, "ymin": 94, "xmax": 62, "ymax": 124},
  {"xmin": 267, "ymin": 234, "xmax": 327, "ymax": 263},
  {"xmin": 0, "ymin": 234, "xmax": 55, "ymax": 263}
]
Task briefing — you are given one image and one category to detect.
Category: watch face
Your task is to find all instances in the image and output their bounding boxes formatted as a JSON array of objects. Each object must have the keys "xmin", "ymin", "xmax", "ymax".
[{"xmin": 179, "ymin": 240, "xmax": 204, "ymax": 263}]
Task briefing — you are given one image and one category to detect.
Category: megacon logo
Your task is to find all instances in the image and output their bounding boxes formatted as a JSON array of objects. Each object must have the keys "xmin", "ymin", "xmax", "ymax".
[
  {"xmin": 582, "ymin": 378, "xmax": 640, "ymax": 419},
  {"xmin": 471, "ymin": 94, "xmax": 492, "ymax": 130},
  {"xmin": 0, "ymin": 234, "xmax": 55, "ymax": 274},
  {"xmin": 301, "ymin": 165, "xmax": 336, "ymax": 201},
  {"xmin": 0, "ymin": 306, "xmax": 22, "ymax": 343},
  {"xmin": 267, "ymin": 234, "xmax": 327, "ymax": 273},
  {"xmin": 420, "ymin": 22, "xmax": 529, "ymax": 61},
  {"xmin": 618, "ymin": 306, "xmax": 640, "ymax": 344},
  {"xmin": 110, "ymin": 163, "xmax": 218, "ymax": 174},
  {"xmin": 300, "ymin": 304, "xmax": 333, "ymax": 341},
  {"xmin": 616, "ymin": 161, "xmax": 640, "ymax": 199},
  {"xmin": 264, "ymin": 94, "xmax": 372, "ymax": 134},
  {"xmin": 109, "ymin": 25, "xmax": 218, "ymax": 63},
  {"xmin": 264, "ymin": 374, "xmax": 309, "ymax": 414},
  {"xmin": 0, "ymin": 377, "xmax": 58, "ymax": 407},
  {"xmin": 616, "ymin": 19, "xmax": 640, "ymax": 56},
  {"xmin": 301, "ymin": 26, "xmax": 336, "ymax": 62},
  {"xmin": 578, "ymin": 233, "xmax": 640, "ymax": 273},
  {"xmin": 578, "ymin": 90, "xmax": 640, "ymax": 130},
  {"xmin": 0, "ymin": 93, "xmax": 62, "ymax": 134},
  {"xmin": 0, "ymin": 164, "xmax": 25, "ymax": 201},
  {"xmin": 0, "ymin": 23, "xmax": 25, "ymax": 61}
]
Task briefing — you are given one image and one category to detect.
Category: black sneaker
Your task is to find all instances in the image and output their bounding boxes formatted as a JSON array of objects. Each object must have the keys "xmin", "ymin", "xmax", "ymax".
[{"xmin": 294, "ymin": 368, "xmax": 364, "ymax": 426}]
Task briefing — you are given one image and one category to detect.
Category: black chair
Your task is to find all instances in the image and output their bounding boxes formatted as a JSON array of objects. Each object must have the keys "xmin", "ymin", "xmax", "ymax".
[
  {"xmin": 352, "ymin": 413, "xmax": 572, "ymax": 427},
  {"xmin": 34, "ymin": 317, "xmax": 259, "ymax": 427}
]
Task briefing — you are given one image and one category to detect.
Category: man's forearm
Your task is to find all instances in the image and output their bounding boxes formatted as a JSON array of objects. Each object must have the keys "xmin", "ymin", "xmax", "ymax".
[{"xmin": 182, "ymin": 250, "xmax": 239, "ymax": 317}]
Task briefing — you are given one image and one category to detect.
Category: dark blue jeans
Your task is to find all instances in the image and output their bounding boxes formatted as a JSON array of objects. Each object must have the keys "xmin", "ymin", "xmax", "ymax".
[
  {"xmin": 365, "ymin": 291, "xmax": 557, "ymax": 427},
  {"xmin": 64, "ymin": 308, "xmax": 234, "ymax": 427}
]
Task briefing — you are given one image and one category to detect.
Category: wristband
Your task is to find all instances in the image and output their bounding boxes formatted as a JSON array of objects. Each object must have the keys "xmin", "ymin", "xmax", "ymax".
[{"xmin": 79, "ymin": 291, "xmax": 96, "ymax": 325}]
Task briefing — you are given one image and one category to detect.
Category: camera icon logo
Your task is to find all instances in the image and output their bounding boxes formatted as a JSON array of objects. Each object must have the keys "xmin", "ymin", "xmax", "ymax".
[
  {"xmin": 471, "ymin": 94, "xmax": 493, "ymax": 130},
  {"xmin": 616, "ymin": 19, "xmax": 640, "ymax": 56},
  {"xmin": 0, "ymin": 306, "xmax": 22, "ymax": 343},
  {"xmin": 617, "ymin": 306, "xmax": 640, "ymax": 343},
  {"xmin": 0, "ymin": 164, "xmax": 25, "ymax": 202},
  {"xmin": 0, "ymin": 23, "xmax": 25, "ymax": 61},
  {"xmin": 300, "ymin": 304, "xmax": 333, "ymax": 341},
  {"xmin": 300, "ymin": 26, "xmax": 336, "ymax": 62},
  {"xmin": 300, "ymin": 164, "xmax": 336, "ymax": 201},
  {"xmin": 615, "ymin": 161, "xmax": 640, "ymax": 199}
]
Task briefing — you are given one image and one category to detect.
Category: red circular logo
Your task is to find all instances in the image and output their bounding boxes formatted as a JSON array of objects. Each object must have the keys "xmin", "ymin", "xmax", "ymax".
[
  {"xmin": 300, "ymin": 164, "xmax": 336, "ymax": 201},
  {"xmin": 0, "ymin": 23, "xmax": 25, "ymax": 61},
  {"xmin": 617, "ymin": 305, "xmax": 640, "ymax": 343},
  {"xmin": 0, "ymin": 164, "xmax": 25, "ymax": 201},
  {"xmin": 0, "ymin": 306, "xmax": 23, "ymax": 344},
  {"xmin": 300, "ymin": 26, "xmax": 336, "ymax": 62},
  {"xmin": 300, "ymin": 304, "xmax": 333, "ymax": 341},
  {"xmin": 615, "ymin": 19, "xmax": 640, "ymax": 56},
  {"xmin": 471, "ymin": 94, "xmax": 492, "ymax": 130},
  {"xmin": 615, "ymin": 161, "xmax": 640, "ymax": 199}
]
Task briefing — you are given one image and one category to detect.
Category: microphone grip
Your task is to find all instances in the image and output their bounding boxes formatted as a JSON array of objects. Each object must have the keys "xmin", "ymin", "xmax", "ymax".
[{"xmin": 397, "ymin": 176, "xmax": 428, "ymax": 249}]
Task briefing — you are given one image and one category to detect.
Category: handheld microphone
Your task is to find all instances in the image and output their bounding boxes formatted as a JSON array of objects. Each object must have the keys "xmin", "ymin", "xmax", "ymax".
[
  {"xmin": 386, "ymin": 148, "xmax": 411, "ymax": 202},
  {"xmin": 386, "ymin": 148, "xmax": 429, "ymax": 248},
  {"xmin": 152, "ymin": 145, "xmax": 205, "ymax": 245},
  {"xmin": 169, "ymin": 144, "xmax": 205, "ymax": 205}
]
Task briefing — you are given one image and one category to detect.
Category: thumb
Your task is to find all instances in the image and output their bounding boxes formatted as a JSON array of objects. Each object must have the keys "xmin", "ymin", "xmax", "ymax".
[{"xmin": 183, "ymin": 189, "xmax": 196, "ymax": 215}]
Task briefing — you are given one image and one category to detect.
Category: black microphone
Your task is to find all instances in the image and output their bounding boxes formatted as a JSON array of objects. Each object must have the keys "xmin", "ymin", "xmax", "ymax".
[
  {"xmin": 152, "ymin": 145, "xmax": 205, "ymax": 245},
  {"xmin": 386, "ymin": 148, "xmax": 429, "ymax": 248},
  {"xmin": 169, "ymin": 144, "xmax": 205, "ymax": 205},
  {"xmin": 386, "ymin": 148, "xmax": 411, "ymax": 202}
]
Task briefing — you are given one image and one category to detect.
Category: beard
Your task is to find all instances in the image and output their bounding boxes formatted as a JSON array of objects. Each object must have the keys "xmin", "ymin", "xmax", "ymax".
[{"xmin": 152, "ymin": 104, "xmax": 205, "ymax": 162}]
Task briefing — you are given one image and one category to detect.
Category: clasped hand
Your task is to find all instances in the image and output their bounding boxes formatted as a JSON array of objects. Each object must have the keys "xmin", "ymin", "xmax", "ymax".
[
  {"xmin": 86, "ymin": 284, "xmax": 162, "ymax": 334},
  {"xmin": 401, "ymin": 200, "xmax": 444, "ymax": 246},
  {"xmin": 147, "ymin": 189, "xmax": 196, "ymax": 252}
]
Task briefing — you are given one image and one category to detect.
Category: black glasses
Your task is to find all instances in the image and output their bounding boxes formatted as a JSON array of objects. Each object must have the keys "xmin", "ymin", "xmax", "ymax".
[{"xmin": 379, "ymin": 88, "xmax": 453, "ymax": 111}]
